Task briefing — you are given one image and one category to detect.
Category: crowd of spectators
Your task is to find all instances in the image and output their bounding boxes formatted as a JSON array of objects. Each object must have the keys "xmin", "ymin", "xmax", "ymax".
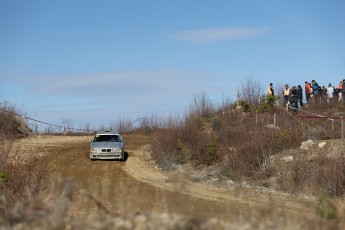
[{"xmin": 267, "ymin": 79, "xmax": 345, "ymax": 109}]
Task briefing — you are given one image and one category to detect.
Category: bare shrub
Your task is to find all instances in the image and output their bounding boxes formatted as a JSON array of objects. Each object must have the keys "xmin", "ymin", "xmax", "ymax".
[
  {"xmin": 237, "ymin": 76, "xmax": 264, "ymax": 106},
  {"xmin": 116, "ymin": 115, "xmax": 165, "ymax": 135},
  {"xmin": 0, "ymin": 102, "xmax": 32, "ymax": 137},
  {"xmin": 175, "ymin": 139, "xmax": 191, "ymax": 164},
  {"xmin": 180, "ymin": 116, "xmax": 206, "ymax": 162},
  {"xmin": 151, "ymin": 111, "xmax": 220, "ymax": 168},
  {"xmin": 140, "ymin": 92, "xmax": 220, "ymax": 168},
  {"xmin": 151, "ymin": 128, "xmax": 179, "ymax": 170},
  {"xmin": 188, "ymin": 91, "xmax": 215, "ymax": 118},
  {"xmin": 0, "ymin": 140, "xmax": 48, "ymax": 228},
  {"xmin": 137, "ymin": 115, "xmax": 161, "ymax": 134},
  {"xmin": 273, "ymin": 148, "xmax": 345, "ymax": 197},
  {"xmin": 0, "ymin": 177, "xmax": 79, "ymax": 228},
  {"xmin": 116, "ymin": 117, "xmax": 134, "ymax": 133},
  {"xmin": 219, "ymin": 109, "xmax": 301, "ymax": 178},
  {"xmin": 311, "ymin": 154, "xmax": 345, "ymax": 197},
  {"xmin": 290, "ymin": 156, "xmax": 311, "ymax": 193},
  {"xmin": 160, "ymin": 114, "xmax": 184, "ymax": 129},
  {"xmin": 220, "ymin": 126, "xmax": 274, "ymax": 180},
  {"xmin": 0, "ymin": 136, "xmax": 14, "ymax": 170},
  {"xmin": 42, "ymin": 126, "xmax": 56, "ymax": 134},
  {"xmin": 327, "ymin": 157, "xmax": 345, "ymax": 197},
  {"xmin": 151, "ymin": 98, "xmax": 305, "ymax": 181},
  {"xmin": 204, "ymin": 134, "xmax": 220, "ymax": 165},
  {"xmin": 0, "ymin": 135, "xmax": 17, "ymax": 194}
]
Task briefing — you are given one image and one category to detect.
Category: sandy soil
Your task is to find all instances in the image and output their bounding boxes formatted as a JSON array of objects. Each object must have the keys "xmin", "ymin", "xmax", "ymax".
[{"xmin": 10, "ymin": 134, "xmax": 324, "ymax": 226}]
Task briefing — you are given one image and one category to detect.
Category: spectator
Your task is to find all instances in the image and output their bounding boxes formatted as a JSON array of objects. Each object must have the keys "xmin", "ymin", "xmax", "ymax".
[
  {"xmin": 283, "ymin": 84, "xmax": 290, "ymax": 108},
  {"xmin": 321, "ymin": 86, "xmax": 327, "ymax": 104},
  {"xmin": 268, "ymin": 83, "xmax": 274, "ymax": 96},
  {"xmin": 297, "ymin": 85, "xmax": 303, "ymax": 107},
  {"xmin": 338, "ymin": 81, "xmax": 343, "ymax": 102},
  {"xmin": 289, "ymin": 86, "xmax": 299, "ymax": 111},
  {"xmin": 342, "ymin": 79, "xmax": 345, "ymax": 104},
  {"xmin": 327, "ymin": 83, "xmax": 334, "ymax": 105},
  {"xmin": 305, "ymin": 81, "xmax": 311, "ymax": 103},
  {"xmin": 311, "ymin": 80, "xmax": 320, "ymax": 103}
]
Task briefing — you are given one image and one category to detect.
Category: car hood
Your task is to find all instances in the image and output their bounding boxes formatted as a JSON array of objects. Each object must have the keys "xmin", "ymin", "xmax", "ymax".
[{"xmin": 91, "ymin": 142, "xmax": 123, "ymax": 148}]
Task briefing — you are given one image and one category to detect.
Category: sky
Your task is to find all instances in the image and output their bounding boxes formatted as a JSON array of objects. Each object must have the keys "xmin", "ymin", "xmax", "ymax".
[{"xmin": 1, "ymin": 0, "xmax": 345, "ymax": 129}]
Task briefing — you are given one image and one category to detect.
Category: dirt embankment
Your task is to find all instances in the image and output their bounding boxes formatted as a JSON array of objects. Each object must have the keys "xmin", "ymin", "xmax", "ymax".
[{"xmin": 7, "ymin": 135, "xmax": 335, "ymax": 229}]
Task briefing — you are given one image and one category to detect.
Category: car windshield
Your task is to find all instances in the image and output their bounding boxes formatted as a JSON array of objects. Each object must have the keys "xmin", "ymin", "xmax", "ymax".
[{"xmin": 93, "ymin": 135, "xmax": 120, "ymax": 142}]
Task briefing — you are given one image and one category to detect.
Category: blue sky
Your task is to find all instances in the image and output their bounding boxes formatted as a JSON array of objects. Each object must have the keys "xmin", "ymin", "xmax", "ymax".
[{"xmin": 1, "ymin": 0, "xmax": 345, "ymax": 129}]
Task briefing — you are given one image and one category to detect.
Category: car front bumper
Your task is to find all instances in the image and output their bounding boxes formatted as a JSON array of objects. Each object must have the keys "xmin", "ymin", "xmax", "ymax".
[{"xmin": 90, "ymin": 151, "xmax": 124, "ymax": 160}]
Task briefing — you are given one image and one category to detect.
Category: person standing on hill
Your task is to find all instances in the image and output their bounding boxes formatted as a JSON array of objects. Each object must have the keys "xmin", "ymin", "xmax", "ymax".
[
  {"xmin": 342, "ymin": 79, "xmax": 345, "ymax": 104},
  {"xmin": 327, "ymin": 83, "xmax": 334, "ymax": 105},
  {"xmin": 338, "ymin": 81, "xmax": 343, "ymax": 102},
  {"xmin": 305, "ymin": 81, "xmax": 311, "ymax": 103},
  {"xmin": 283, "ymin": 84, "xmax": 290, "ymax": 108},
  {"xmin": 289, "ymin": 86, "xmax": 298, "ymax": 111},
  {"xmin": 297, "ymin": 85, "xmax": 303, "ymax": 107},
  {"xmin": 268, "ymin": 83, "xmax": 274, "ymax": 96},
  {"xmin": 311, "ymin": 80, "xmax": 320, "ymax": 104},
  {"xmin": 321, "ymin": 86, "xmax": 327, "ymax": 104}
]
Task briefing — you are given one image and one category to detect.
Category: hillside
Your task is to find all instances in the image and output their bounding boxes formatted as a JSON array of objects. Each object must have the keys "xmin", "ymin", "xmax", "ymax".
[{"xmin": 0, "ymin": 103, "xmax": 32, "ymax": 138}]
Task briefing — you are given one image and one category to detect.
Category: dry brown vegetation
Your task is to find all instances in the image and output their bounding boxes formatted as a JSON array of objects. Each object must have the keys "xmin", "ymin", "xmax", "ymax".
[
  {"xmin": 0, "ymin": 102, "xmax": 32, "ymax": 138},
  {"xmin": 149, "ymin": 89, "xmax": 345, "ymax": 223}
]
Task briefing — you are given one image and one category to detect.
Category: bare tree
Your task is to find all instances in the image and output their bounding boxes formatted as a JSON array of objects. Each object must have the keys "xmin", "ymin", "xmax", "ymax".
[
  {"xmin": 116, "ymin": 117, "xmax": 134, "ymax": 133},
  {"xmin": 274, "ymin": 81, "xmax": 284, "ymax": 102},
  {"xmin": 62, "ymin": 119, "xmax": 74, "ymax": 130},
  {"xmin": 161, "ymin": 114, "xmax": 183, "ymax": 129},
  {"xmin": 238, "ymin": 76, "xmax": 264, "ymax": 105},
  {"xmin": 188, "ymin": 91, "xmax": 215, "ymax": 117}
]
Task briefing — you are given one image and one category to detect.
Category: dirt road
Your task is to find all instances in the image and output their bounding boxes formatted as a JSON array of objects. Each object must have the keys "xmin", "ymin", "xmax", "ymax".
[{"xmin": 15, "ymin": 134, "xmax": 323, "ymax": 226}]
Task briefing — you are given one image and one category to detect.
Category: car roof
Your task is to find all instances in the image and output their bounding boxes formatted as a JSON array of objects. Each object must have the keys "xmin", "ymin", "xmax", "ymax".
[{"xmin": 95, "ymin": 131, "xmax": 120, "ymax": 135}]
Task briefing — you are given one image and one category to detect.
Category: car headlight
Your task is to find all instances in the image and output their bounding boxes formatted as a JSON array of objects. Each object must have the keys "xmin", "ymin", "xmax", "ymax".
[
  {"xmin": 91, "ymin": 148, "xmax": 100, "ymax": 152},
  {"xmin": 113, "ymin": 148, "xmax": 121, "ymax": 151}
]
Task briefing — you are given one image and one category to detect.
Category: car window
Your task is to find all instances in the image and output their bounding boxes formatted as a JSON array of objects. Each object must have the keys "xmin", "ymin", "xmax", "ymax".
[{"xmin": 93, "ymin": 135, "xmax": 120, "ymax": 142}]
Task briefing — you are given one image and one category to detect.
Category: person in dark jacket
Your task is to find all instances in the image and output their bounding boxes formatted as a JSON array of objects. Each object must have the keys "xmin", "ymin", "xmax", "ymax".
[
  {"xmin": 289, "ymin": 86, "xmax": 299, "ymax": 112},
  {"xmin": 321, "ymin": 86, "xmax": 327, "ymax": 104},
  {"xmin": 311, "ymin": 80, "xmax": 320, "ymax": 104},
  {"xmin": 297, "ymin": 85, "xmax": 303, "ymax": 107}
]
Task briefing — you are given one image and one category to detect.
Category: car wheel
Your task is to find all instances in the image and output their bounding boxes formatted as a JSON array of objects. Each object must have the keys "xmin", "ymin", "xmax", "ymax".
[{"xmin": 122, "ymin": 152, "xmax": 128, "ymax": 161}]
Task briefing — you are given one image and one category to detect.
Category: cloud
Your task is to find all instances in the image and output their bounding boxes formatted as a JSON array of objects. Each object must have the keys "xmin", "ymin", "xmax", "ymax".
[
  {"xmin": 32, "ymin": 70, "xmax": 203, "ymax": 96},
  {"xmin": 1, "ymin": 69, "xmax": 240, "ymax": 128},
  {"xmin": 169, "ymin": 26, "xmax": 270, "ymax": 43},
  {"xmin": 6, "ymin": 69, "xmax": 236, "ymax": 126},
  {"xmin": 24, "ymin": 70, "xmax": 211, "ymax": 124}
]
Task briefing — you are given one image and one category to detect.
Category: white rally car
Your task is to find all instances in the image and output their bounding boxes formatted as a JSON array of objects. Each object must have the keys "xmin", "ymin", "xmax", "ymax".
[{"xmin": 90, "ymin": 131, "xmax": 125, "ymax": 160}]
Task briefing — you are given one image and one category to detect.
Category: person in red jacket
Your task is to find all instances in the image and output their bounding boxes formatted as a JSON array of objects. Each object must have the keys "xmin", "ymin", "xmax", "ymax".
[{"xmin": 305, "ymin": 81, "xmax": 311, "ymax": 103}]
